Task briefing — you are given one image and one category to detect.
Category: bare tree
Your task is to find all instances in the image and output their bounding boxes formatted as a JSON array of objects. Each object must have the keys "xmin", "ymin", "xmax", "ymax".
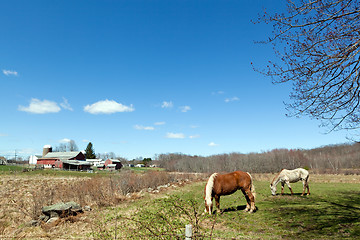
[
  {"xmin": 68, "ymin": 140, "xmax": 79, "ymax": 152},
  {"xmin": 53, "ymin": 140, "xmax": 78, "ymax": 152},
  {"xmin": 255, "ymin": 0, "xmax": 360, "ymax": 131}
]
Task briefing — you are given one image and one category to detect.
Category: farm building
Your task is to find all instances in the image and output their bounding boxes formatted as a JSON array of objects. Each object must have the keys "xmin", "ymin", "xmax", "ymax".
[
  {"xmin": 37, "ymin": 145, "xmax": 90, "ymax": 170},
  {"xmin": 106, "ymin": 164, "xmax": 117, "ymax": 171},
  {"xmin": 62, "ymin": 159, "xmax": 92, "ymax": 171},
  {"xmin": 104, "ymin": 159, "xmax": 123, "ymax": 170},
  {"xmin": 86, "ymin": 158, "xmax": 103, "ymax": 166},
  {"xmin": 96, "ymin": 164, "xmax": 105, "ymax": 170},
  {"xmin": 29, "ymin": 155, "xmax": 41, "ymax": 165},
  {"xmin": 0, "ymin": 156, "xmax": 7, "ymax": 165}
]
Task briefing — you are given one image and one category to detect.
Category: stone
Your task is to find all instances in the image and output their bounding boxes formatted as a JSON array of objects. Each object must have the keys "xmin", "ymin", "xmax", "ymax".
[
  {"xmin": 46, "ymin": 217, "xmax": 59, "ymax": 224},
  {"xmin": 83, "ymin": 206, "xmax": 91, "ymax": 211},
  {"xmin": 42, "ymin": 201, "xmax": 83, "ymax": 218}
]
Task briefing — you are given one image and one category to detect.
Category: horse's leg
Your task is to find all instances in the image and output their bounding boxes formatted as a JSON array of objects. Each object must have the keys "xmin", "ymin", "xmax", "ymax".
[
  {"xmin": 245, "ymin": 189, "xmax": 256, "ymax": 213},
  {"xmin": 281, "ymin": 182, "xmax": 285, "ymax": 195},
  {"xmin": 285, "ymin": 181, "xmax": 294, "ymax": 195},
  {"xmin": 301, "ymin": 180, "xmax": 306, "ymax": 196},
  {"xmin": 242, "ymin": 189, "xmax": 251, "ymax": 212},
  {"xmin": 306, "ymin": 180, "xmax": 310, "ymax": 195},
  {"xmin": 214, "ymin": 195, "xmax": 221, "ymax": 214}
]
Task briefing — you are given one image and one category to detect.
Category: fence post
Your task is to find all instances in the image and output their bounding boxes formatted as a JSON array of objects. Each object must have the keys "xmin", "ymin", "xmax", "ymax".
[{"xmin": 185, "ymin": 224, "xmax": 192, "ymax": 240}]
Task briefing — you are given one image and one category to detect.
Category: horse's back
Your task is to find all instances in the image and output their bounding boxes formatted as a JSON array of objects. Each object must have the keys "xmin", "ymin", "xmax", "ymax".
[
  {"xmin": 214, "ymin": 171, "xmax": 251, "ymax": 195},
  {"xmin": 298, "ymin": 168, "xmax": 309, "ymax": 179},
  {"xmin": 281, "ymin": 168, "xmax": 309, "ymax": 182}
]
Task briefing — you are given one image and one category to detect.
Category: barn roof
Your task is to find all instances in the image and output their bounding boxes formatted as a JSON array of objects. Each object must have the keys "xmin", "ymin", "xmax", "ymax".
[
  {"xmin": 107, "ymin": 159, "xmax": 121, "ymax": 163},
  {"xmin": 40, "ymin": 151, "xmax": 84, "ymax": 161}
]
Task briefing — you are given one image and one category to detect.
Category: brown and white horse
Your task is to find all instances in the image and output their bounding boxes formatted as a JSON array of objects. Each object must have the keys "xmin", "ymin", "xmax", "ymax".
[
  {"xmin": 204, "ymin": 171, "xmax": 256, "ymax": 214},
  {"xmin": 270, "ymin": 168, "xmax": 310, "ymax": 196}
]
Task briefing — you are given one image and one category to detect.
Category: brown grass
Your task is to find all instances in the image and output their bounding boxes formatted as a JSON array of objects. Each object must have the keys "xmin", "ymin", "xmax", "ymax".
[
  {"xmin": 3, "ymin": 170, "xmax": 357, "ymax": 239},
  {"xmin": 0, "ymin": 170, "xmax": 206, "ymax": 239}
]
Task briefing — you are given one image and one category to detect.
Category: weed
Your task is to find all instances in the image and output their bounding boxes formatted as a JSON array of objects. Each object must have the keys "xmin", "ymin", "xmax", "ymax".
[{"xmin": 91, "ymin": 195, "xmax": 217, "ymax": 239}]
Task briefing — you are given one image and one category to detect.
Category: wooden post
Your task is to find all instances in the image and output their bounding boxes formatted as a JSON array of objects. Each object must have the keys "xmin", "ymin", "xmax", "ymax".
[{"xmin": 185, "ymin": 224, "xmax": 192, "ymax": 240}]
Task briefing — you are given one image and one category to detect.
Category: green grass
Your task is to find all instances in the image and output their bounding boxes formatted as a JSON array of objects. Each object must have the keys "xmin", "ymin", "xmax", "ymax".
[
  {"xmin": 0, "ymin": 165, "xmax": 27, "ymax": 172},
  {"xmin": 0, "ymin": 165, "xmax": 165, "ymax": 178},
  {"xmin": 0, "ymin": 165, "xmax": 102, "ymax": 177},
  {"xmin": 98, "ymin": 179, "xmax": 360, "ymax": 239}
]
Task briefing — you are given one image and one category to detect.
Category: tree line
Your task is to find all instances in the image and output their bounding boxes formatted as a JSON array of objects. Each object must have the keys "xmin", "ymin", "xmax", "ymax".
[{"xmin": 157, "ymin": 143, "xmax": 360, "ymax": 174}]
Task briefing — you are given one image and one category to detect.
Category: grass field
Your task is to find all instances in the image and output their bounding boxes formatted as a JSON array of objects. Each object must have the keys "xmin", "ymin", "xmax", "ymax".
[
  {"xmin": 0, "ymin": 171, "xmax": 359, "ymax": 239},
  {"xmin": 96, "ymin": 177, "xmax": 360, "ymax": 239}
]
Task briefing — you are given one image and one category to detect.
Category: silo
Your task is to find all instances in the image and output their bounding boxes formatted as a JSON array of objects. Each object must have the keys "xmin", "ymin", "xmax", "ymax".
[{"xmin": 43, "ymin": 145, "xmax": 52, "ymax": 157}]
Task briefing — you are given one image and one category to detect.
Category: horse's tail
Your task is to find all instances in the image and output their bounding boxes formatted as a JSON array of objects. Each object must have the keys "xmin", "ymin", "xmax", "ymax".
[
  {"xmin": 247, "ymin": 172, "xmax": 256, "ymax": 200},
  {"xmin": 205, "ymin": 173, "xmax": 217, "ymax": 204},
  {"xmin": 305, "ymin": 172, "xmax": 310, "ymax": 185}
]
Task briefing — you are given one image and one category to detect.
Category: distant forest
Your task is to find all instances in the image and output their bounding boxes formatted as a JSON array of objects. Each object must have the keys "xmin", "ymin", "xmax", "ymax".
[{"xmin": 157, "ymin": 143, "xmax": 360, "ymax": 174}]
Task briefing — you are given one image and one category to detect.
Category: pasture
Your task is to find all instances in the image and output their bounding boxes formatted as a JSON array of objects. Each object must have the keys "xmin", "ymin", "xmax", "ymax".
[
  {"xmin": 94, "ymin": 174, "xmax": 360, "ymax": 239},
  {"xmin": 0, "ymin": 172, "xmax": 359, "ymax": 239}
]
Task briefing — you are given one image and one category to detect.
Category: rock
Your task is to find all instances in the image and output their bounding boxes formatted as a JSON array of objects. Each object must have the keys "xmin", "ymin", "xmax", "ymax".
[
  {"xmin": 39, "ymin": 214, "xmax": 49, "ymax": 222},
  {"xmin": 49, "ymin": 211, "xmax": 59, "ymax": 218},
  {"xmin": 42, "ymin": 201, "xmax": 83, "ymax": 218},
  {"xmin": 83, "ymin": 206, "xmax": 91, "ymax": 211},
  {"xmin": 27, "ymin": 220, "xmax": 40, "ymax": 227},
  {"xmin": 46, "ymin": 217, "xmax": 59, "ymax": 224}
]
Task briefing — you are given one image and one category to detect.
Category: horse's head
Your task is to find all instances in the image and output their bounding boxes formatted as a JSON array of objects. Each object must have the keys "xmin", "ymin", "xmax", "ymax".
[
  {"xmin": 270, "ymin": 183, "xmax": 277, "ymax": 196},
  {"xmin": 204, "ymin": 196, "xmax": 213, "ymax": 215}
]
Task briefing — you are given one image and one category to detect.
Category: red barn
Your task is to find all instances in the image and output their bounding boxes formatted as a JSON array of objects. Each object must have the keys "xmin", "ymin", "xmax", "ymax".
[
  {"xmin": 104, "ymin": 159, "xmax": 123, "ymax": 170},
  {"xmin": 37, "ymin": 151, "xmax": 89, "ymax": 170}
]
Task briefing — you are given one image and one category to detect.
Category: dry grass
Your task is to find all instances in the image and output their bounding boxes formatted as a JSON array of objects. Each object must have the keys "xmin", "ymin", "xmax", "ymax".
[
  {"xmin": 0, "ymin": 170, "xmax": 205, "ymax": 239},
  {"xmin": 1, "ymin": 170, "xmax": 357, "ymax": 239}
]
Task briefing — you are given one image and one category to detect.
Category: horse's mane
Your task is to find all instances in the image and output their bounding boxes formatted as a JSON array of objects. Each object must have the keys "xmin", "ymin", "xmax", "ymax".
[
  {"xmin": 271, "ymin": 169, "xmax": 284, "ymax": 185},
  {"xmin": 205, "ymin": 173, "xmax": 218, "ymax": 205}
]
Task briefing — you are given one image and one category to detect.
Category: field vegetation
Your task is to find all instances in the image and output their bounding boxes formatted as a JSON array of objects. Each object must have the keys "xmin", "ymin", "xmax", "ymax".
[
  {"xmin": 0, "ymin": 169, "xmax": 359, "ymax": 239},
  {"xmin": 1, "ymin": 143, "xmax": 360, "ymax": 239}
]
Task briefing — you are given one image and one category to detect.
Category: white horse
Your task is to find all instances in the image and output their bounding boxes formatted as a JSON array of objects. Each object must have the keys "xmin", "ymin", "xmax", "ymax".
[{"xmin": 270, "ymin": 168, "xmax": 310, "ymax": 196}]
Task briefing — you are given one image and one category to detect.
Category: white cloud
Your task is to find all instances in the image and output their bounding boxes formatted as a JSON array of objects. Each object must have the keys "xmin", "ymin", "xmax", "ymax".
[
  {"xmin": 18, "ymin": 98, "xmax": 61, "ymax": 114},
  {"xmin": 82, "ymin": 139, "xmax": 90, "ymax": 142},
  {"xmin": 0, "ymin": 133, "xmax": 8, "ymax": 137},
  {"xmin": 84, "ymin": 99, "xmax": 134, "ymax": 114},
  {"xmin": 154, "ymin": 121, "xmax": 166, "ymax": 126},
  {"xmin": 166, "ymin": 132, "xmax": 185, "ymax": 139},
  {"xmin": 180, "ymin": 106, "xmax": 191, "ymax": 112},
  {"xmin": 208, "ymin": 142, "xmax": 219, "ymax": 147},
  {"xmin": 225, "ymin": 97, "xmax": 240, "ymax": 103},
  {"xmin": 59, "ymin": 138, "xmax": 71, "ymax": 143},
  {"xmin": 60, "ymin": 97, "xmax": 73, "ymax": 111},
  {"xmin": 161, "ymin": 101, "xmax": 173, "ymax": 109},
  {"xmin": 212, "ymin": 91, "xmax": 225, "ymax": 95},
  {"xmin": 134, "ymin": 125, "xmax": 155, "ymax": 130},
  {"xmin": 189, "ymin": 135, "xmax": 200, "ymax": 139},
  {"xmin": 3, "ymin": 69, "xmax": 18, "ymax": 76}
]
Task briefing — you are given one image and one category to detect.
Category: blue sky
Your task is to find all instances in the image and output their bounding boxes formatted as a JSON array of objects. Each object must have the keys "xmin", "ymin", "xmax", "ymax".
[{"xmin": 0, "ymin": 0, "xmax": 352, "ymax": 160}]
